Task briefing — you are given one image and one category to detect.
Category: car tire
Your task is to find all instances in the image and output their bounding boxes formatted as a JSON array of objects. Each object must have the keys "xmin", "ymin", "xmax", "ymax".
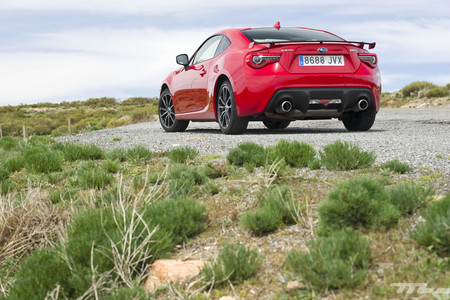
[
  {"xmin": 217, "ymin": 80, "xmax": 248, "ymax": 134},
  {"xmin": 262, "ymin": 119, "xmax": 291, "ymax": 130},
  {"xmin": 158, "ymin": 89, "xmax": 189, "ymax": 132},
  {"xmin": 342, "ymin": 111, "xmax": 376, "ymax": 131}
]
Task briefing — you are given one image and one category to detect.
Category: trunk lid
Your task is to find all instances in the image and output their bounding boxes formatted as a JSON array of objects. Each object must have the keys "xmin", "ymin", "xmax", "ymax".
[{"xmin": 269, "ymin": 43, "xmax": 361, "ymax": 74}]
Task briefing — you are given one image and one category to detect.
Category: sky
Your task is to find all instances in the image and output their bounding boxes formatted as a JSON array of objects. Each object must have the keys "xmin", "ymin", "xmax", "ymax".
[{"xmin": 1, "ymin": 0, "xmax": 449, "ymax": 106}]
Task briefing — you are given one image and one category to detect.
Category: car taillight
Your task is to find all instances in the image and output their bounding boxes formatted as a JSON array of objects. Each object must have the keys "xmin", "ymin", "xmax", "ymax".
[
  {"xmin": 359, "ymin": 54, "xmax": 377, "ymax": 68},
  {"xmin": 245, "ymin": 53, "xmax": 281, "ymax": 68}
]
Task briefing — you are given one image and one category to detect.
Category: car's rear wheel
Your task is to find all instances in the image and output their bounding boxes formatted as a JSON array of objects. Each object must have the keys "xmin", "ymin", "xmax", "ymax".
[
  {"xmin": 159, "ymin": 89, "xmax": 189, "ymax": 132},
  {"xmin": 262, "ymin": 119, "xmax": 291, "ymax": 130},
  {"xmin": 217, "ymin": 81, "xmax": 248, "ymax": 134},
  {"xmin": 342, "ymin": 111, "xmax": 376, "ymax": 131}
]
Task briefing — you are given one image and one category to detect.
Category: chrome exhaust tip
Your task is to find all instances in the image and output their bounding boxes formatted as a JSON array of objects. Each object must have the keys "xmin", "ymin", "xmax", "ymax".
[
  {"xmin": 357, "ymin": 98, "xmax": 369, "ymax": 111},
  {"xmin": 281, "ymin": 101, "xmax": 292, "ymax": 112}
]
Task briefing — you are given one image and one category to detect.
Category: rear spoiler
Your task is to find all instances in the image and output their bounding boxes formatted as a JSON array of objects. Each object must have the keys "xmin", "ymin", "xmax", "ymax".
[{"xmin": 250, "ymin": 40, "xmax": 376, "ymax": 50}]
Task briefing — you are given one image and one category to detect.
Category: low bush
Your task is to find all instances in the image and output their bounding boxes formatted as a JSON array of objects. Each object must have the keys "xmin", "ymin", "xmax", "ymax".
[
  {"xmin": 126, "ymin": 145, "xmax": 154, "ymax": 163},
  {"xmin": 425, "ymin": 86, "xmax": 449, "ymax": 98},
  {"xmin": 168, "ymin": 146, "xmax": 199, "ymax": 163},
  {"xmin": 22, "ymin": 146, "xmax": 64, "ymax": 174},
  {"xmin": 411, "ymin": 194, "xmax": 450, "ymax": 254},
  {"xmin": 267, "ymin": 140, "xmax": 316, "ymax": 168},
  {"xmin": 6, "ymin": 248, "xmax": 71, "ymax": 300},
  {"xmin": 400, "ymin": 81, "xmax": 436, "ymax": 98},
  {"xmin": 389, "ymin": 183, "xmax": 433, "ymax": 215},
  {"xmin": 0, "ymin": 167, "xmax": 10, "ymax": 182},
  {"xmin": 381, "ymin": 159, "xmax": 411, "ymax": 174},
  {"xmin": 75, "ymin": 161, "xmax": 114, "ymax": 189},
  {"xmin": 49, "ymin": 188, "xmax": 79, "ymax": 204},
  {"xmin": 318, "ymin": 177, "xmax": 399, "ymax": 234},
  {"xmin": 143, "ymin": 197, "xmax": 207, "ymax": 244},
  {"xmin": 319, "ymin": 141, "xmax": 376, "ymax": 171},
  {"xmin": 284, "ymin": 229, "xmax": 370, "ymax": 291},
  {"xmin": 102, "ymin": 159, "xmax": 120, "ymax": 173},
  {"xmin": 241, "ymin": 185, "xmax": 297, "ymax": 234},
  {"xmin": 105, "ymin": 148, "xmax": 127, "ymax": 162},
  {"xmin": 201, "ymin": 242, "xmax": 263, "ymax": 287},
  {"xmin": 307, "ymin": 158, "xmax": 321, "ymax": 170},
  {"xmin": 227, "ymin": 142, "xmax": 266, "ymax": 171},
  {"xmin": 0, "ymin": 136, "xmax": 18, "ymax": 151},
  {"xmin": 54, "ymin": 143, "xmax": 104, "ymax": 161},
  {"xmin": 168, "ymin": 165, "xmax": 208, "ymax": 197},
  {"xmin": 3, "ymin": 156, "xmax": 25, "ymax": 172},
  {"xmin": 240, "ymin": 205, "xmax": 283, "ymax": 234}
]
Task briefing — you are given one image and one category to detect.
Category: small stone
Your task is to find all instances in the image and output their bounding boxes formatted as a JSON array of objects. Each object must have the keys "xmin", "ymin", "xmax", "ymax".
[
  {"xmin": 287, "ymin": 280, "xmax": 305, "ymax": 290},
  {"xmin": 143, "ymin": 259, "xmax": 207, "ymax": 292},
  {"xmin": 219, "ymin": 297, "xmax": 236, "ymax": 300}
]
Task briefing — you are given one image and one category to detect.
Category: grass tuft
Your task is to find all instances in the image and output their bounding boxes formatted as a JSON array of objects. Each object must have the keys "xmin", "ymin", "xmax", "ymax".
[
  {"xmin": 381, "ymin": 159, "xmax": 411, "ymax": 174},
  {"xmin": 227, "ymin": 142, "xmax": 266, "ymax": 171},
  {"xmin": 267, "ymin": 140, "xmax": 316, "ymax": 168},
  {"xmin": 168, "ymin": 146, "xmax": 199, "ymax": 163},
  {"xmin": 285, "ymin": 229, "xmax": 370, "ymax": 291},
  {"xmin": 201, "ymin": 242, "xmax": 263, "ymax": 287},
  {"xmin": 319, "ymin": 141, "xmax": 376, "ymax": 170}
]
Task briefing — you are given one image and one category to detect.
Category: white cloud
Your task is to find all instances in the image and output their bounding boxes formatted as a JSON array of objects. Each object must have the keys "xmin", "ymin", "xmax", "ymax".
[{"xmin": 0, "ymin": 27, "xmax": 220, "ymax": 105}]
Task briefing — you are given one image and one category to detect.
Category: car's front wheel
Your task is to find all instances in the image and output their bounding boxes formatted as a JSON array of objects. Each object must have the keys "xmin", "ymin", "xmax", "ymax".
[
  {"xmin": 262, "ymin": 119, "xmax": 291, "ymax": 130},
  {"xmin": 342, "ymin": 111, "xmax": 376, "ymax": 131},
  {"xmin": 158, "ymin": 89, "xmax": 189, "ymax": 132},
  {"xmin": 217, "ymin": 80, "xmax": 248, "ymax": 134}
]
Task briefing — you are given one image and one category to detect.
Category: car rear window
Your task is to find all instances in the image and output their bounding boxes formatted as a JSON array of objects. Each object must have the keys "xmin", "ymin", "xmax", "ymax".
[{"xmin": 241, "ymin": 28, "xmax": 344, "ymax": 43}]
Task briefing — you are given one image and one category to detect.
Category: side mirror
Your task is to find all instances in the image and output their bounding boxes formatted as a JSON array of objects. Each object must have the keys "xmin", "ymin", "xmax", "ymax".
[{"xmin": 176, "ymin": 54, "xmax": 189, "ymax": 68}]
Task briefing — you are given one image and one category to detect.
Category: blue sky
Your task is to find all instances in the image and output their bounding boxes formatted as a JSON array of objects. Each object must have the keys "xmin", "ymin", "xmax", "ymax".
[{"xmin": 1, "ymin": 0, "xmax": 449, "ymax": 106}]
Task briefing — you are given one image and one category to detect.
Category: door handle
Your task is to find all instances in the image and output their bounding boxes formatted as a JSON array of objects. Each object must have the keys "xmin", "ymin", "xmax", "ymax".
[{"xmin": 200, "ymin": 69, "xmax": 207, "ymax": 77}]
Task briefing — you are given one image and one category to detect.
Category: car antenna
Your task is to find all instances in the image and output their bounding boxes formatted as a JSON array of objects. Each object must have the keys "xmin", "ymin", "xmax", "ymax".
[{"xmin": 273, "ymin": 21, "xmax": 281, "ymax": 30}]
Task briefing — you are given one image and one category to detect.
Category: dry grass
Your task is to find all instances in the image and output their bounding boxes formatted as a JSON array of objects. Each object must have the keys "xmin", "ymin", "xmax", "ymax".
[{"xmin": 0, "ymin": 187, "xmax": 67, "ymax": 270}]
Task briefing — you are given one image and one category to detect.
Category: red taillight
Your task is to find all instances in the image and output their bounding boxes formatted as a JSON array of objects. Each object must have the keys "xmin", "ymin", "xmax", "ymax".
[
  {"xmin": 245, "ymin": 53, "xmax": 281, "ymax": 69},
  {"xmin": 359, "ymin": 54, "xmax": 377, "ymax": 68}
]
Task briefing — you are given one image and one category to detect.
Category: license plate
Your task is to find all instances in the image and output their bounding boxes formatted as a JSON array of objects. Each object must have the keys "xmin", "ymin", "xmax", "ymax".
[{"xmin": 299, "ymin": 55, "xmax": 344, "ymax": 66}]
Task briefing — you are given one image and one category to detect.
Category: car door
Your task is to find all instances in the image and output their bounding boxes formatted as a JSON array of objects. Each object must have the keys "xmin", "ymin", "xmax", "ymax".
[{"xmin": 174, "ymin": 35, "xmax": 223, "ymax": 113}]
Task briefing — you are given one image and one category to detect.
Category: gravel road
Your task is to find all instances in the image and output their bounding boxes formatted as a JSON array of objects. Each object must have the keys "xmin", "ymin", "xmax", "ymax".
[{"xmin": 57, "ymin": 108, "xmax": 450, "ymax": 178}]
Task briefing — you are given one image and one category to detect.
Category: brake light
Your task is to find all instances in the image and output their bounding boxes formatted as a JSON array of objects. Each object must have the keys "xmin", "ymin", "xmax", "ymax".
[
  {"xmin": 359, "ymin": 54, "xmax": 377, "ymax": 68},
  {"xmin": 245, "ymin": 53, "xmax": 281, "ymax": 68}
]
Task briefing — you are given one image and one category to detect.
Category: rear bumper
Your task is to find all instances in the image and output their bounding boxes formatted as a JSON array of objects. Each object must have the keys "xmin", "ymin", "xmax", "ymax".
[
  {"xmin": 264, "ymin": 87, "xmax": 375, "ymax": 120},
  {"xmin": 233, "ymin": 63, "xmax": 381, "ymax": 118}
]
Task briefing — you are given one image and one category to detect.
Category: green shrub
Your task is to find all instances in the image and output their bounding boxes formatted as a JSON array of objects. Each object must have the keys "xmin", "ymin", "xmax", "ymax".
[
  {"xmin": 240, "ymin": 205, "xmax": 283, "ymax": 234},
  {"xmin": 49, "ymin": 188, "xmax": 79, "ymax": 204},
  {"xmin": 227, "ymin": 142, "xmax": 266, "ymax": 171},
  {"xmin": 411, "ymin": 194, "xmax": 450, "ymax": 254},
  {"xmin": 307, "ymin": 158, "xmax": 321, "ymax": 170},
  {"xmin": 143, "ymin": 197, "xmax": 207, "ymax": 244},
  {"xmin": 105, "ymin": 148, "xmax": 127, "ymax": 162},
  {"xmin": 55, "ymin": 143, "xmax": 104, "ymax": 161},
  {"xmin": 201, "ymin": 242, "xmax": 263, "ymax": 287},
  {"xmin": 102, "ymin": 159, "xmax": 120, "ymax": 173},
  {"xmin": 319, "ymin": 141, "xmax": 376, "ymax": 171},
  {"xmin": 75, "ymin": 161, "xmax": 114, "ymax": 189},
  {"xmin": 0, "ymin": 167, "xmax": 10, "ymax": 182},
  {"xmin": 381, "ymin": 159, "xmax": 411, "ymax": 174},
  {"xmin": 168, "ymin": 146, "xmax": 199, "ymax": 163},
  {"xmin": 106, "ymin": 286, "xmax": 148, "ymax": 300},
  {"xmin": 318, "ymin": 177, "xmax": 399, "ymax": 234},
  {"xmin": 260, "ymin": 185, "xmax": 297, "ymax": 225},
  {"xmin": 0, "ymin": 136, "xmax": 18, "ymax": 151},
  {"xmin": 267, "ymin": 140, "xmax": 316, "ymax": 168},
  {"xmin": 1, "ymin": 179, "xmax": 13, "ymax": 195},
  {"xmin": 389, "ymin": 183, "xmax": 433, "ymax": 215},
  {"xmin": 22, "ymin": 146, "xmax": 64, "ymax": 174},
  {"xmin": 285, "ymin": 229, "xmax": 370, "ymax": 291},
  {"xmin": 126, "ymin": 145, "xmax": 154, "ymax": 163},
  {"xmin": 3, "ymin": 156, "xmax": 25, "ymax": 172},
  {"xmin": 425, "ymin": 86, "xmax": 449, "ymax": 98},
  {"xmin": 400, "ymin": 81, "xmax": 436, "ymax": 97},
  {"xmin": 6, "ymin": 248, "xmax": 72, "ymax": 300},
  {"xmin": 168, "ymin": 165, "xmax": 208, "ymax": 196}
]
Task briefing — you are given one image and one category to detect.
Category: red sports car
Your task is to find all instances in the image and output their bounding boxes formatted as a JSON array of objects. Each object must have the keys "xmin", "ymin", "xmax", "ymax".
[{"xmin": 159, "ymin": 23, "xmax": 381, "ymax": 134}]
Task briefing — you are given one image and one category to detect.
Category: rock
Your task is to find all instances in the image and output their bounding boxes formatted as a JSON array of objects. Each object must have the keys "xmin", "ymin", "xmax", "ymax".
[
  {"xmin": 143, "ymin": 259, "xmax": 207, "ymax": 292},
  {"xmin": 287, "ymin": 280, "xmax": 305, "ymax": 290},
  {"xmin": 219, "ymin": 297, "xmax": 237, "ymax": 300}
]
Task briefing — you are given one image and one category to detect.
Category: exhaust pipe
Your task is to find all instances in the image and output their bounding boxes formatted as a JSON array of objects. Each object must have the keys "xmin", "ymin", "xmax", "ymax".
[
  {"xmin": 276, "ymin": 99, "xmax": 293, "ymax": 114},
  {"xmin": 356, "ymin": 98, "xmax": 369, "ymax": 111}
]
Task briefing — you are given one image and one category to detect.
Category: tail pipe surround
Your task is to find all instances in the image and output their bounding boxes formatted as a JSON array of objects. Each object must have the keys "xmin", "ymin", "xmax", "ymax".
[
  {"xmin": 275, "ymin": 98, "xmax": 293, "ymax": 114},
  {"xmin": 356, "ymin": 98, "xmax": 369, "ymax": 112}
]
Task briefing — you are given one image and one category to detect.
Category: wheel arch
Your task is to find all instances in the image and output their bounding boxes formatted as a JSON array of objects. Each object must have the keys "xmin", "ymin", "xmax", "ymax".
[
  {"xmin": 160, "ymin": 83, "xmax": 170, "ymax": 95},
  {"xmin": 213, "ymin": 74, "xmax": 231, "ymax": 119}
]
